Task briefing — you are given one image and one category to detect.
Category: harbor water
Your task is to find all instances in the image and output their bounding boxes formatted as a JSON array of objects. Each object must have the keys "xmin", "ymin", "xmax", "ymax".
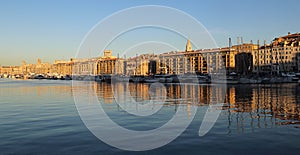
[{"xmin": 0, "ymin": 79, "xmax": 300, "ymax": 154}]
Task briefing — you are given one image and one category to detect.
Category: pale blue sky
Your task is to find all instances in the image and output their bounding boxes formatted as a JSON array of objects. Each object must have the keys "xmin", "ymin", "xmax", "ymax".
[{"xmin": 1, "ymin": 0, "xmax": 299, "ymax": 65}]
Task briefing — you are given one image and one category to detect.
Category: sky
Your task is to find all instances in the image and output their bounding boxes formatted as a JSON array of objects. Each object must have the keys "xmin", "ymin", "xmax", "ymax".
[{"xmin": 1, "ymin": 0, "xmax": 300, "ymax": 65}]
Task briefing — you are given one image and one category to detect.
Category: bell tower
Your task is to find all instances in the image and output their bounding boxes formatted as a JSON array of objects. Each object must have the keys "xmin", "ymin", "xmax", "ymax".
[{"xmin": 186, "ymin": 39, "xmax": 192, "ymax": 52}]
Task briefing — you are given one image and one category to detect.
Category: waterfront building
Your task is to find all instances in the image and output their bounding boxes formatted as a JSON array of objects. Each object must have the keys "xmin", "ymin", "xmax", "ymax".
[
  {"xmin": 96, "ymin": 55, "xmax": 117, "ymax": 75},
  {"xmin": 72, "ymin": 58, "xmax": 97, "ymax": 76},
  {"xmin": 0, "ymin": 59, "xmax": 52, "ymax": 76},
  {"xmin": 126, "ymin": 54, "xmax": 158, "ymax": 76},
  {"xmin": 252, "ymin": 32, "xmax": 300, "ymax": 75},
  {"xmin": 53, "ymin": 59, "xmax": 74, "ymax": 76},
  {"xmin": 95, "ymin": 50, "xmax": 127, "ymax": 75},
  {"xmin": 2, "ymin": 32, "xmax": 300, "ymax": 78},
  {"xmin": 230, "ymin": 43, "xmax": 258, "ymax": 75},
  {"xmin": 157, "ymin": 40, "xmax": 227, "ymax": 75},
  {"xmin": 22, "ymin": 59, "xmax": 52, "ymax": 75},
  {"xmin": 0, "ymin": 66, "xmax": 21, "ymax": 75}
]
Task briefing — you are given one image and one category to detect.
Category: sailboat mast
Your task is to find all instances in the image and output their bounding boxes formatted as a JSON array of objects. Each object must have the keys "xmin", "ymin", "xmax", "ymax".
[{"xmin": 257, "ymin": 40, "xmax": 260, "ymax": 75}]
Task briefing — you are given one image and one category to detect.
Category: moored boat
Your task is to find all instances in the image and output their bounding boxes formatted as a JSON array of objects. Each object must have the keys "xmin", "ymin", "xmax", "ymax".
[
  {"xmin": 103, "ymin": 75, "xmax": 112, "ymax": 83},
  {"xmin": 154, "ymin": 74, "xmax": 173, "ymax": 83},
  {"xmin": 213, "ymin": 76, "xmax": 238, "ymax": 84},
  {"xmin": 112, "ymin": 75, "xmax": 130, "ymax": 82},
  {"xmin": 144, "ymin": 77, "xmax": 159, "ymax": 83},
  {"xmin": 95, "ymin": 75, "xmax": 102, "ymax": 82},
  {"xmin": 130, "ymin": 76, "xmax": 144, "ymax": 83},
  {"xmin": 34, "ymin": 74, "xmax": 45, "ymax": 79}
]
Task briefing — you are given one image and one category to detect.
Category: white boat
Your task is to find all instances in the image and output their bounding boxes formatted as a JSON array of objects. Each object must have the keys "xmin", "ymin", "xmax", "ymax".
[
  {"xmin": 239, "ymin": 77, "xmax": 250, "ymax": 84},
  {"xmin": 154, "ymin": 75, "xmax": 173, "ymax": 83},
  {"xmin": 270, "ymin": 77, "xmax": 284, "ymax": 83},
  {"xmin": 249, "ymin": 78, "xmax": 262, "ymax": 84},
  {"xmin": 213, "ymin": 77, "xmax": 238, "ymax": 84},
  {"xmin": 144, "ymin": 77, "xmax": 159, "ymax": 83},
  {"xmin": 131, "ymin": 76, "xmax": 144, "ymax": 83},
  {"xmin": 287, "ymin": 73, "xmax": 296, "ymax": 77},
  {"xmin": 158, "ymin": 78, "xmax": 165, "ymax": 83},
  {"xmin": 112, "ymin": 75, "xmax": 130, "ymax": 82},
  {"xmin": 83, "ymin": 75, "xmax": 95, "ymax": 81},
  {"xmin": 165, "ymin": 77, "xmax": 173, "ymax": 83},
  {"xmin": 261, "ymin": 77, "xmax": 271, "ymax": 84},
  {"xmin": 177, "ymin": 74, "xmax": 199, "ymax": 83},
  {"xmin": 292, "ymin": 77, "xmax": 299, "ymax": 82},
  {"xmin": 34, "ymin": 74, "xmax": 45, "ymax": 79},
  {"xmin": 226, "ymin": 78, "xmax": 239, "ymax": 84},
  {"xmin": 283, "ymin": 77, "xmax": 292, "ymax": 83}
]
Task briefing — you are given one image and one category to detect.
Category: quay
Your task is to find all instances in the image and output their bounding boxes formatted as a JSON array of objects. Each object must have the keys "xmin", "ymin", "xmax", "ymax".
[{"xmin": 1, "ymin": 72, "xmax": 300, "ymax": 85}]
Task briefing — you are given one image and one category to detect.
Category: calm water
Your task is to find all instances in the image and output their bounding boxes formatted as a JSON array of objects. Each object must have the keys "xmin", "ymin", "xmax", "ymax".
[{"xmin": 0, "ymin": 79, "xmax": 300, "ymax": 154}]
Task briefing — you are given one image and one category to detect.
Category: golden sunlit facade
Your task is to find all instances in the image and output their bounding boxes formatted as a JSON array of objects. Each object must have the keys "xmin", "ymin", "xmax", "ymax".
[
  {"xmin": 2, "ymin": 33, "xmax": 300, "ymax": 77},
  {"xmin": 252, "ymin": 32, "xmax": 300, "ymax": 74}
]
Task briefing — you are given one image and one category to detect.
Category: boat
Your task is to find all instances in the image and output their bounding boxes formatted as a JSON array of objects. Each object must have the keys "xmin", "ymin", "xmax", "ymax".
[
  {"xmin": 64, "ymin": 75, "xmax": 72, "ymax": 80},
  {"xmin": 226, "ymin": 77, "xmax": 239, "ymax": 84},
  {"xmin": 283, "ymin": 77, "xmax": 292, "ymax": 83},
  {"xmin": 102, "ymin": 75, "xmax": 112, "ymax": 83},
  {"xmin": 177, "ymin": 74, "xmax": 199, "ymax": 83},
  {"xmin": 261, "ymin": 77, "xmax": 271, "ymax": 84},
  {"xmin": 292, "ymin": 77, "xmax": 299, "ymax": 82},
  {"xmin": 166, "ymin": 77, "xmax": 173, "ymax": 83},
  {"xmin": 272, "ymin": 77, "xmax": 284, "ymax": 83},
  {"xmin": 213, "ymin": 76, "xmax": 238, "ymax": 84},
  {"xmin": 238, "ymin": 77, "xmax": 250, "ymax": 84},
  {"xmin": 158, "ymin": 78, "xmax": 165, "ymax": 83},
  {"xmin": 154, "ymin": 75, "xmax": 173, "ymax": 83},
  {"xmin": 130, "ymin": 76, "xmax": 144, "ymax": 83},
  {"xmin": 248, "ymin": 77, "xmax": 263, "ymax": 84},
  {"xmin": 170, "ymin": 75, "xmax": 180, "ymax": 83},
  {"xmin": 34, "ymin": 74, "xmax": 45, "ymax": 79},
  {"xmin": 112, "ymin": 75, "xmax": 130, "ymax": 82},
  {"xmin": 287, "ymin": 72, "xmax": 296, "ymax": 77},
  {"xmin": 59, "ymin": 75, "xmax": 65, "ymax": 80},
  {"xmin": 198, "ymin": 75, "xmax": 211, "ymax": 84},
  {"xmin": 239, "ymin": 77, "xmax": 262, "ymax": 84},
  {"xmin": 82, "ymin": 75, "xmax": 95, "ymax": 81},
  {"xmin": 144, "ymin": 77, "xmax": 159, "ymax": 83},
  {"xmin": 95, "ymin": 75, "xmax": 102, "ymax": 82}
]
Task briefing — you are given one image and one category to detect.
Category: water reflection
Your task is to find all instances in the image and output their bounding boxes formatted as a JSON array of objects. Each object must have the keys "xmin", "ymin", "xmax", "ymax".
[
  {"xmin": 93, "ymin": 82, "xmax": 225, "ymax": 106},
  {"xmin": 224, "ymin": 84, "xmax": 300, "ymax": 133},
  {"xmin": 91, "ymin": 82, "xmax": 300, "ymax": 131},
  {"xmin": 0, "ymin": 80, "xmax": 73, "ymax": 98},
  {"xmin": 3, "ymin": 80, "xmax": 300, "ymax": 132},
  {"xmin": 2, "ymin": 80, "xmax": 300, "ymax": 154}
]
